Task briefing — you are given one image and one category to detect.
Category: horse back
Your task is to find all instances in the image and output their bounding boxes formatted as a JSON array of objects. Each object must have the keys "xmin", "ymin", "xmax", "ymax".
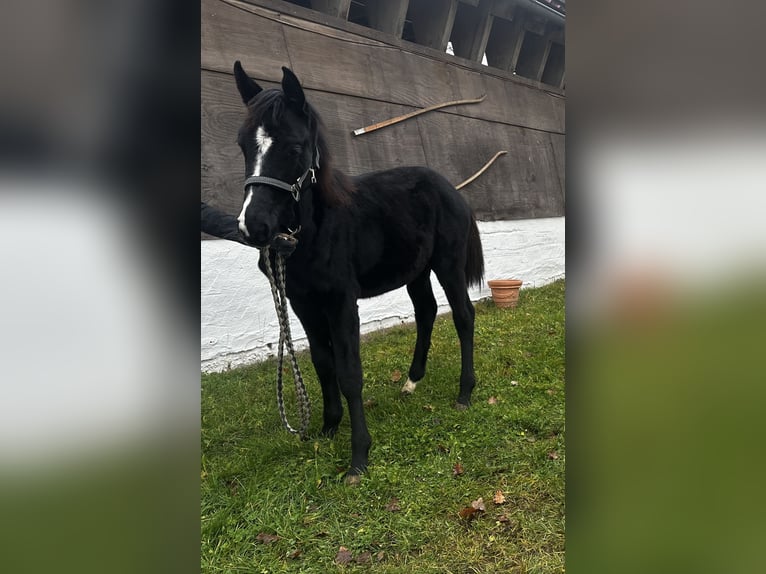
[{"xmin": 348, "ymin": 166, "xmax": 474, "ymax": 297}]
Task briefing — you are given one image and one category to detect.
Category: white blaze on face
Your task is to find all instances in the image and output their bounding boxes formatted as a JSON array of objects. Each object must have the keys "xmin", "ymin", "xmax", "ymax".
[
  {"xmin": 238, "ymin": 125, "xmax": 274, "ymax": 237},
  {"xmin": 253, "ymin": 125, "xmax": 273, "ymax": 177}
]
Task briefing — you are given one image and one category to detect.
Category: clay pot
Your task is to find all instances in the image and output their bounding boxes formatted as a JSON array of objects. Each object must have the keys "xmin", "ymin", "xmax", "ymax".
[{"xmin": 487, "ymin": 279, "xmax": 523, "ymax": 308}]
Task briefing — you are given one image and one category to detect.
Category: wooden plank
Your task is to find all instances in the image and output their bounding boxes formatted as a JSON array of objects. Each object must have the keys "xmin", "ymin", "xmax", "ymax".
[
  {"xmin": 201, "ymin": 0, "xmax": 290, "ymax": 81},
  {"xmin": 201, "ymin": 0, "xmax": 565, "ymax": 228},
  {"xmin": 548, "ymin": 132, "xmax": 565, "ymax": 203},
  {"xmin": 415, "ymin": 112, "xmax": 564, "ymax": 220}
]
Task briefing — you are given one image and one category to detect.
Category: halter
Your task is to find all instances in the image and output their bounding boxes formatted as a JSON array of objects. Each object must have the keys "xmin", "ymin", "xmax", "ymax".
[{"xmin": 243, "ymin": 139, "xmax": 320, "ymax": 202}]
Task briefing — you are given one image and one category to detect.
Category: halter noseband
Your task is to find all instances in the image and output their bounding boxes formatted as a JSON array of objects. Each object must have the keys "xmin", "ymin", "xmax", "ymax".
[{"xmin": 243, "ymin": 142, "xmax": 320, "ymax": 203}]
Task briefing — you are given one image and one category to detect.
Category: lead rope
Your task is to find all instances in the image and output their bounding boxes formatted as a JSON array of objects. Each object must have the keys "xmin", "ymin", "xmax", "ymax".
[{"xmin": 261, "ymin": 238, "xmax": 311, "ymax": 440}]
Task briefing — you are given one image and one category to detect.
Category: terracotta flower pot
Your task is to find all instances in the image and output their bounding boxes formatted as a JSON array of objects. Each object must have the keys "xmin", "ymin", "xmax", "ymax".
[{"xmin": 487, "ymin": 279, "xmax": 523, "ymax": 308}]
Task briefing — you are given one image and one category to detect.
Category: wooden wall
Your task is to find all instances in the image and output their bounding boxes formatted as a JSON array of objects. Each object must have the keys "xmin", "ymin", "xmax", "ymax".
[{"xmin": 201, "ymin": 0, "xmax": 565, "ymax": 226}]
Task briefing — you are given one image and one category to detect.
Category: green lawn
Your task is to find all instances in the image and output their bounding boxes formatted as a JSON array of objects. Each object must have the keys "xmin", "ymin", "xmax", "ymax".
[{"xmin": 202, "ymin": 279, "xmax": 565, "ymax": 573}]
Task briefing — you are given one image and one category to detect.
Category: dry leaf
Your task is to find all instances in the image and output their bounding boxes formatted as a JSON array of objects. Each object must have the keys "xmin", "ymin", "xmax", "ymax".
[
  {"xmin": 459, "ymin": 506, "xmax": 479, "ymax": 520},
  {"xmin": 335, "ymin": 546, "xmax": 353, "ymax": 565},
  {"xmin": 497, "ymin": 514, "xmax": 510, "ymax": 523},
  {"xmin": 355, "ymin": 551, "xmax": 372, "ymax": 565},
  {"xmin": 488, "ymin": 396, "xmax": 498, "ymax": 404},
  {"xmin": 453, "ymin": 462, "xmax": 464, "ymax": 476},
  {"xmin": 471, "ymin": 497, "xmax": 486, "ymax": 511},
  {"xmin": 546, "ymin": 389, "xmax": 556, "ymax": 395},
  {"xmin": 510, "ymin": 380, "xmax": 519, "ymax": 386},
  {"xmin": 422, "ymin": 404, "xmax": 435, "ymax": 412},
  {"xmin": 391, "ymin": 369, "xmax": 402, "ymax": 382},
  {"xmin": 286, "ymin": 549, "xmax": 301, "ymax": 559},
  {"xmin": 376, "ymin": 550, "xmax": 385, "ymax": 562},
  {"xmin": 548, "ymin": 451, "xmax": 560, "ymax": 460},
  {"xmin": 256, "ymin": 533, "xmax": 280, "ymax": 544},
  {"xmin": 385, "ymin": 497, "xmax": 401, "ymax": 512},
  {"xmin": 364, "ymin": 398, "xmax": 377, "ymax": 409},
  {"xmin": 493, "ymin": 490, "xmax": 506, "ymax": 504}
]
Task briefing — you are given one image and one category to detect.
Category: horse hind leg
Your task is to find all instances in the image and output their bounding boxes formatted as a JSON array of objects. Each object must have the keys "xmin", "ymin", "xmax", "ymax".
[
  {"xmin": 434, "ymin": 268, "xmax": 476, "ymax": 408},
  {"xmin": 402, "ymin": 270, "xmax": 437, "ymax": 395}
]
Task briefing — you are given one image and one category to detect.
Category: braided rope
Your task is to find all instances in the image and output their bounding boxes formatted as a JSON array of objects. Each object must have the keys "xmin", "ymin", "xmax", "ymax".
[{"xmin": 261, "ymin": 245, "xmax": 311, "ymax": 440}]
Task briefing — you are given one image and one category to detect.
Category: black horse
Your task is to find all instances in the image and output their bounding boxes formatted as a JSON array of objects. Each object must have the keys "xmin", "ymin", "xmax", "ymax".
[{"xmin": 233, "ymin": 62, "xmax": 484, "ymax": 481}]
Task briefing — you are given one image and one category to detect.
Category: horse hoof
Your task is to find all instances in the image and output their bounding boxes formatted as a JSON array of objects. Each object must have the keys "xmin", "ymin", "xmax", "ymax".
[
  {"xmin": 401, "ymin": 378, "xmax": 418, "ymax": 395},
  {"xmin": 455, "ymin": 401, "xmax": 470, "ymax": 411},
  {"xmin": 344, "ymin": 473, "xmax": 362, "ymax": 486}
]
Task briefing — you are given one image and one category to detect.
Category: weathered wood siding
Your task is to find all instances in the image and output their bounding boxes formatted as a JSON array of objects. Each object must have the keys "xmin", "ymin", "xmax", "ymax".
[{"xmin": 202, "ymin": 0, "xmax": 564, "ymax": 225}]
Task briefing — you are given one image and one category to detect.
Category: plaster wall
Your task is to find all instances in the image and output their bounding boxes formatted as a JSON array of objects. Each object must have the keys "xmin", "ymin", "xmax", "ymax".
[{"xmin": 201, "ymin": 217, "xmax": 564, "ymax": 372}]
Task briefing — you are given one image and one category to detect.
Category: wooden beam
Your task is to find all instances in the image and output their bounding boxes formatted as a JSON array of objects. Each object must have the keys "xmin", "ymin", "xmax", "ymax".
[
  {"xmin": 451, "ymin": 0, "xmax": 494, "ymax": 62},
  {"xmin": 534, "ymin": 35, "xmax": 553, "ymax": 81},
  {"xmin": 490, "ymin": 0, "xmax": 515, "ymax": 20},
  {"xmin": 366, "ymin": 0, "xmax": 410, "ymax": 38},
  {"xmin": 310, "ymin": 0, "xmax": 351, "ymax": 20},
  {"xmin": 508, "ymin": 10, "xmax": 527, "ymax": 73},
  {"xmin": 408, "ymin": 0, "xmax": 459, "ymax": 52}
]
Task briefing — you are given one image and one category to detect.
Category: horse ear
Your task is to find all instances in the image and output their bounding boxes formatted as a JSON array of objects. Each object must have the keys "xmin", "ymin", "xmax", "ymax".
[
  {"xmin": 281, "ymin": 66, "xmax": 306, "ymax": 112},
  {"xmin": 233, "ymin": 61, "xmax": 262, "ymax": 105}
]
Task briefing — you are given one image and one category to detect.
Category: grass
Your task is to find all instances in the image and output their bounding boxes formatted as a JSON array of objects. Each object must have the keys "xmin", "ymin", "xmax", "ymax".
[{"xmin": 202, "ymin": 279, "xmax": 564, "ymax": 573}]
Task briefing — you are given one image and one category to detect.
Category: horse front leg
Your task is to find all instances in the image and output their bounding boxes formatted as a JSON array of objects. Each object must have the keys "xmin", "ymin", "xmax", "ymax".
[
  {"xmin": 289, "ymin": 296, "xmax": 342, "ymax": 437},
  {"xmin": 326, "ymin": 295, "xmax": 371, "ymax": 483}
]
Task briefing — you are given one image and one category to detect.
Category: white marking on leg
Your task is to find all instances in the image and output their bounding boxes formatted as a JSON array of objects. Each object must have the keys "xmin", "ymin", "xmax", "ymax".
[
  {"xmin": 237, "ymin": 189, "xmax": 252, "ymax": 237},
  {"xmin": 253, "ymin": 125, "xmax": 273, "ymax": 177},
  {"xmin": 401, "ymin": 378, "xmax": 418, "ymax": 394}
]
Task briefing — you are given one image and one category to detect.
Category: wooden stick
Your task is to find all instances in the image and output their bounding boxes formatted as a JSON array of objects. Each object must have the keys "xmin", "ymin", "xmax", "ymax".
[
  {"xmin": 352, "ymin": 94, "xmax": 486, "ymax": 136},
  {"xmin": 455, "ymin": 151, "xmax": 508, "ymax": 190}
]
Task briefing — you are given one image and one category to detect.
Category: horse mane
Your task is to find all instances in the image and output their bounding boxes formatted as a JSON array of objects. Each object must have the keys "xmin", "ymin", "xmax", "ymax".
[{"xmin": 245, "ymin": 89, "xmax": 355, "ymax": 207}]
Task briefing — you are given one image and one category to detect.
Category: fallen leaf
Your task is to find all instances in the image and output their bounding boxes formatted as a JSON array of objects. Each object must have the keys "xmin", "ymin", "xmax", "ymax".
[
  {"xmin": 376, "ymin": 551, "xmax": 385, "ymax": 562},
  {"xmin": 364, "ymin": 398, "xmax": 377, "ymax": 409},
  {"xmin": 453, "ymin": 462, "xmax": 464, "ymax": 476},
  {"xmin": 548, "ymin": 451, "xmax": 560, "ymax": 460},
  {"xmin": 385, "ymin": 497, "xmax": 401, "ymax": 512},
  {"xmin": 546, "ymin": 389, "xmax": 556, "ymax": 395},
  {"xmin": 510, "ymin": 380, "xmax": 519, "ymax": 386},
  {"xmin": 286, "ymin": 549, "xmax": 301, "ymax": 559},
  {"xmin": 488, "ymin": 396, "xmax": 498, "ymax": 404},
  {"xmin": 355, "ymin": 551, "xmax": 372, "ymax": 564},
  {"xmin": 437, "ymin": 444, "xmax": 450, "ymax": 453},
  {"xmin": 422, "ymin": 404, "xmax": 435, "ymax": 412},
  {"xmin": 391, "ymin": 369, "xmax": 402, "ymax": 382},
  {"xmin": 493, "ymin": 490, "xmax": 506, "ymax": 504},
  {"xmin": 497, "ymin": 514, "xmax": 510, "ymax": 523},
  {"xmin": 459, "ymin": 506, "xmax": 479, "ymax": 520},
  {"xmin": 335, "ymin": 546, "xmax": 353, "ymax": 565},
  {"xmin": 471, "ymin": 497, "xmax": 486, "ymax": 511},
  {"xmin": 256, "ymin": 533, "xmax": 280, "ymax": 544}
]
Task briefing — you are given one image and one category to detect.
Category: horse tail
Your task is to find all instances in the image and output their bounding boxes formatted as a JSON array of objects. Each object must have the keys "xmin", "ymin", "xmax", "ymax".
[{"xmin": 465, "ymin": 213, "xmax": 484, "ymax": 288}]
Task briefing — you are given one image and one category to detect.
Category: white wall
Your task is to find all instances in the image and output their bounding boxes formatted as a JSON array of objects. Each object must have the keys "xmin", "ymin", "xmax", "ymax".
[{"xmin": 201, "ymin": 217, "xmax": 564, "ymax": 372}]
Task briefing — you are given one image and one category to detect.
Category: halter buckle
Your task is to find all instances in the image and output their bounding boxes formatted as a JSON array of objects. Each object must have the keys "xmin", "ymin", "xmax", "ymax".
[{"xmin": 309, "ymin": 168, "xmax": 317, "ymax": 184}]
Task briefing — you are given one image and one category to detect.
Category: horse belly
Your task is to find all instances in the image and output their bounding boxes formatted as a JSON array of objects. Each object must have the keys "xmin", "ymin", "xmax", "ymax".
[{"xmin": 357, "ymin": 240, "xmax": 432, "ymax": 298}]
